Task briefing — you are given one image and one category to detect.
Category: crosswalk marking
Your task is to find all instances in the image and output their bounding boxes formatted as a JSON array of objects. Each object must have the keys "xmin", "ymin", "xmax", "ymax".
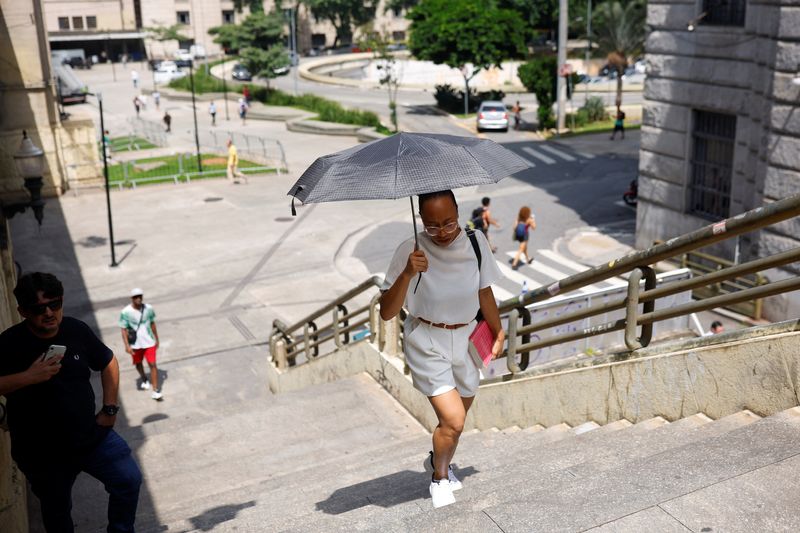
[
  {"xmin": 536, "ymin": 249, "xmax": 591, "ymax": 274},
  {"xmin": 522, "ymin": 146, "xmax": 556, "ymax": 165},
  {"xmin": 491, "ymin": 284, "xmax": 516, "ymax": 302},
  {"xmin": 518, "ymin": 155, "xmax": 537, "ymax": 168},
  {"xmin": 496, "ymin": 259, "xmax": 542, "ymax": 287},
  {"xmin": 505, "ymin": 252, "xmax": 609, "ymax": 292},
  {"xmin": 539, "ymin": 145, "xmax": 576, "ymax": 161},
  {"xmin": 575, "ymin": 151, "xmax": 595, "ymax": 159}
]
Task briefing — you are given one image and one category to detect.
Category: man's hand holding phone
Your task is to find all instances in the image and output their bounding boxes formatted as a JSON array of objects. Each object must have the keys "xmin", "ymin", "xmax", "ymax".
[{"xmin": 27, "ymin": 346, "xmax": 64, "ymax": 384}]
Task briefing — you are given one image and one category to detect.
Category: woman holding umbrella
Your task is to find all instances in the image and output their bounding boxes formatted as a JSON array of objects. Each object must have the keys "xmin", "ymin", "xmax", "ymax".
[{"xmin": 379, "ymin": 190, "xmax": 505, "ymax": 509}]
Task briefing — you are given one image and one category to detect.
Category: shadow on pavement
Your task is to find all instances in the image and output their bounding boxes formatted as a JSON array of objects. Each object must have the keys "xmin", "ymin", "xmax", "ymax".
[
  {"xmin": 316, "ymin": 466, "xmax": 477, "ymax": 514},
  {"xmin": 10, "ymin": 198, "xmax": 158, "ymax": 531}
]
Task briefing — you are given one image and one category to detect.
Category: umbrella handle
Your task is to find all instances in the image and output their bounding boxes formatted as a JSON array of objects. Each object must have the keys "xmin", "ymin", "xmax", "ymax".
[{"xmin": 410, "ymin": 196, "xmax": 422, "ymax": 293}]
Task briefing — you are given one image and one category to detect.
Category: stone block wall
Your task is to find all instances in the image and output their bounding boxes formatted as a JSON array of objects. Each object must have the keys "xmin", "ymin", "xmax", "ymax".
[{"xmin": 638, "ymin": 0, "xmax": 800, "ymax": 321}]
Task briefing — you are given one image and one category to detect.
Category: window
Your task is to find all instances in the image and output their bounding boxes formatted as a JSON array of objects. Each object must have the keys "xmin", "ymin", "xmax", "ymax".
[
  {"xmin": 311, "ymin": 33, "xmax": 326, "ymax": 48},
  {"xmin": 689, "ymin": 110, "xmax": 736, "ymax": 220},
  {"xmin": 86, "ymin": 16, "xmax": 97, "ymax": 29},
  {"xmin": 72, "ymin": 16, "xmax": 83, "ymax": 30},
  {"xmin": 222, "ymin": 10, "xmax": 234, "ymax": 24},
  {"xmin": 392, "ymin": 7, "xmax": 403, "ymax": 17},
  {"xmin": 176, "ymin": 11, "xmax": 190, "ymax": 25},
  {"xmin": 58, "ymin": 17, "xmax": 70, "ymax": 30},
  {"xmin": 702, "ymin": 0, "xmax": 746, "ymax": 26},
  {"xmin": 392, "ymin": 31, "xmax": 406, "ymax": 42}
]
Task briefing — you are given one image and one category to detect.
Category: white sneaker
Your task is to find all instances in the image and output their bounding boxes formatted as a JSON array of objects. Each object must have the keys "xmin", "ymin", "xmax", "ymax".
[
  {"xmin": 139, "ymin": 381, "xmax": 151, "ymax": 390},
  {"xmin": 151, "ymin": 391, "xmax": 163, "ymax": 401},
  {"xmin": 424, "ymin": 451, "xmax": 462, "ymax": 491},
  {"xmin": 429, "ymin": 478, "xmax": 456, "ymax": 509}
]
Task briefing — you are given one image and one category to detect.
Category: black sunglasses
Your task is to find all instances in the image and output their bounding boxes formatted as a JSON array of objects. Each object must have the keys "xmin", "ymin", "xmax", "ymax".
[{"xmin": 26, "ymin": 298, "xmax": 63, "ymax": 315}]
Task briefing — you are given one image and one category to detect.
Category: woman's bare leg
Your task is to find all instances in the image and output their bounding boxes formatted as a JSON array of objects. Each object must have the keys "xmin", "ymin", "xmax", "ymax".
[
  {"xmin": 512, "ymin": 242, "xmax": 525, "ymax": 268},
  {"xmin": 428, "ymin": 389, "xmax": 467, "ymax": 480}
]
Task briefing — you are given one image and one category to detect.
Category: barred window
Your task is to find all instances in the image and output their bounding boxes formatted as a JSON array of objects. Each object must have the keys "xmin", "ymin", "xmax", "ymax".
[
  {"xmin": 702, "ymin": 0, "xmax": 746, "ymax": 26},
  {"xmin": 177, "ymin": 11, "xmax": 190, "ymax": 25},
  {"xmin": 689, "ymin": 110, "xmax": 736, "ymax": 220},
  {"xmin": 222, "ymin": 10, "xmax": 234, "ymax": 24},
  {"xmin": 86, "ymin": 16, "xmax": 97, "ymax": 29},
  {"xmin": 72, "ymin": 16, "xmax": 83, "ymax": 30},
  {"xmin": 58, "ymin": 17, "xmax": 70, "ymax": 30}
]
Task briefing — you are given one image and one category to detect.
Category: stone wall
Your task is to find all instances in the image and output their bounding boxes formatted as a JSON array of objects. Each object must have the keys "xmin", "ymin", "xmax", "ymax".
[{"xmin": 638, "ymin": 0, "xmax": 800, "ymax": 321}]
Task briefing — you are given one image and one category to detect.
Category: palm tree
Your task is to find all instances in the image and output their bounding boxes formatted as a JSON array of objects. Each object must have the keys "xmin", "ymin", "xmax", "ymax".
[{"xmin": 593, "ymin": 0, "xmax": 646, "ymax": 113}]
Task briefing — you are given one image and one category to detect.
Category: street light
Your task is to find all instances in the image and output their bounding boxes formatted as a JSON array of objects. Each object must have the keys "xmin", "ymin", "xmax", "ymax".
[
  {"xmin": 95, "ymin": 93, "xmax": 118, "ymax": 267},
  {"xmin": 1, "ymin": 131, "xmax": 47, "ymax": 249},
  {"xmin": 188, "ymin": 60, "xmax": 203, "ymax": 173}
]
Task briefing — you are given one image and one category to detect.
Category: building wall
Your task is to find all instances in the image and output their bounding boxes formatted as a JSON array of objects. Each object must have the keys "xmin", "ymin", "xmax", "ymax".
[
  {"xmin": 638, "ymin": 0, "xmax": 800, "ymax": 321},
  {"xmin": 43, "ymin": 0, "xmax": 137, "ymax": 32}
]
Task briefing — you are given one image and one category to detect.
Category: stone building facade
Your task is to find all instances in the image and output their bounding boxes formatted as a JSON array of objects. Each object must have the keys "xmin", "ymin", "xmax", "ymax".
[
  {"xmin": 638, "ymin": 0, "xmax": 800, "ymax": 320},
  {"xmin": 43, "ymin": 0, "xmax": 411, "ymax": 59}
]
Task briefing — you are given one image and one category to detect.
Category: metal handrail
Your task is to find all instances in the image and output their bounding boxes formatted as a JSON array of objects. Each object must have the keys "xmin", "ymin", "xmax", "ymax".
[{"xmin": 269, "ymin": 193, "xmax": 800, "ymax": 375}]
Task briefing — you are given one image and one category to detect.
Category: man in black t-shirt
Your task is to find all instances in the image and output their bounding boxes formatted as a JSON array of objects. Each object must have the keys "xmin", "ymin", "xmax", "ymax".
[{"xmin": 0, "ymin": 272, "xmax": 141, "ymax": 533}]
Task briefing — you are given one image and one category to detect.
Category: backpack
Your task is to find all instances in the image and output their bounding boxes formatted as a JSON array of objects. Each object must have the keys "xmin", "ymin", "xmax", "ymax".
[
  {"xmin": 514, "ymin": 222, "xmax": 527, "ymax": 241},
  {"xmin": 466, "ymin": 207, "xmax": 485, "ymax": 231},
  {"xmin": 466, "ymin": 229, "xmax": 484, "ymax": 322}
]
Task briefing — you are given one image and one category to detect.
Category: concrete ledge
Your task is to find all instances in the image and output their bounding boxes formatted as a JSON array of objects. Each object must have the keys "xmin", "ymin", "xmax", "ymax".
[
  {"xmin": 356, "ymin": 127, "xmax": 386, "ymax": 142},
  {"xmin": 286, "ymin": 118, "xmax": 363, "ymax": 136},
  {"xmin": 268, "ymin": 322, "xmax": 800, "ymax": 433}
]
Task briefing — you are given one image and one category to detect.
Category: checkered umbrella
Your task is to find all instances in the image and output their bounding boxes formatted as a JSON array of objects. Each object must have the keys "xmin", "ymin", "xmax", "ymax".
[
  {"xmin": 288, "ymin": 132, "xmax": 533, "ymax": 291},
  {"xmin": 288, "ymin": 132, "xmax": 531, "ymax": 209}
]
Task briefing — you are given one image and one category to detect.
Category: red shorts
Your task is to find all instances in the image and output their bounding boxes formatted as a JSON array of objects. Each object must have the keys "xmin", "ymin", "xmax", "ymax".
[{"xmin": 131, "ymin": 346, "xmax": 157, "ymax": 365}]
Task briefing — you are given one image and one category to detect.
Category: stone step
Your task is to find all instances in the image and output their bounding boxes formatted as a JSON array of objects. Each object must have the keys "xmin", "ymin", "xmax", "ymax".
[{"xmin": 361, "ymin": 408, "xmax": 797, "ymax": 532}]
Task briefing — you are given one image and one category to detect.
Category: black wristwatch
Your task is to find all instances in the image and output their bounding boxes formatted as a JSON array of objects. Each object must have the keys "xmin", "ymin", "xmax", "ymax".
[{"xmin": 102, "ymin": 404, "xmax": 120, "ymax": 416}]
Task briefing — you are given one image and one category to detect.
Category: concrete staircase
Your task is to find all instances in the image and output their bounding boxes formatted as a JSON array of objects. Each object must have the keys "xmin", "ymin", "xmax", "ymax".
[{"xmin": 125, "ymin": 371, "xmax": 799, "ymax": 532}]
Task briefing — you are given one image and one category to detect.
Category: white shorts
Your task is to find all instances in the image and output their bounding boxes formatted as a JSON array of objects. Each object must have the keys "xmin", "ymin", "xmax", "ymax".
[{"xmin": 403, "ymin": 317, "xmax": 480, "ymax": 398}]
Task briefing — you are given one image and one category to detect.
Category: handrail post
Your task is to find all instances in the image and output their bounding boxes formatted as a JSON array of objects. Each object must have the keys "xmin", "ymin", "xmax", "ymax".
[
  {"xmin": 507, "ymin": 308, "xmax": 521, "ymax": 373},
  {"xmin": 369, "ymin": 294, "xmax": 381, "ymax": 344},
  {"xmin": 383, "ymin": 315, "xmax": 400, "ymax": 356},
  {"xmin": 273, "ymin": 338, "xmax": 288, "ymax": 370},
  {"xmin": 624, "ymin": 266, "xmax": 656, "ymax": 350},
  {"xmin": 333, "ymin": 308, "xmax": 343, "ymax": 348},
  {"xmin": 303, "ymin": 323, "xmax": 311, "ymax": 359}
]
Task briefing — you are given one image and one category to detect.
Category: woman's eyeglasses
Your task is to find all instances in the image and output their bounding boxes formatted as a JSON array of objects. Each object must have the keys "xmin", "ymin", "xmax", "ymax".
[
  {"xmin": 423, "ymin": 221, "xmax": 459, "ymax": 237},
  {"xmin": 26, "ymin": 298, "xmax": 63, "ymax": 315}
]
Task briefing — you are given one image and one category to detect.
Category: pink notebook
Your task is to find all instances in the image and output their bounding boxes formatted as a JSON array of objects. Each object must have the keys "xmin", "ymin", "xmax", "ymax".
[{"xmin": 468, "ymin": 320, "xmax": 494, "ymax": 369}]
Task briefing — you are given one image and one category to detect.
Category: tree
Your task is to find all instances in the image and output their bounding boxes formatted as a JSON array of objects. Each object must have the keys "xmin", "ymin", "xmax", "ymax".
[
  {"xmin": 147, "ymin": 24, "xmax": 191, "ymax": 56},
  {"xmin": 209, "ymin": 11, "xmax": 290, "ymax": 88},
  {"xmin": 362, "ymin": 30, "xmax": 401, "ymax": 131},
  {"xmin": 407, "ymin": 0, "xmax": 527, "ymax": 115},
  {"xmin": 233, "ymin": 0, "xmax": 263, "ymax": 12},
  {"xmin": 592, "ymin": 0, "xmax": 646, "ymax": 112},
  {"xmin": 518, "ymin": 56, "xmax": 557, "ymax": 129},
  {"xmin": 303, "ymin": 0, "xmax": 379, "ymax": 48}
]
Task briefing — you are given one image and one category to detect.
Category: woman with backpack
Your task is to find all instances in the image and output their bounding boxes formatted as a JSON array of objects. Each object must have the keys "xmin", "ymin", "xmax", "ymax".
[
  {"xmin": 380, "ymin": 190, "xmax": 504, "ymax": 510},
  {"xmin": 510, "ymin": 205, "xmax": 536, "ymax": 269}
]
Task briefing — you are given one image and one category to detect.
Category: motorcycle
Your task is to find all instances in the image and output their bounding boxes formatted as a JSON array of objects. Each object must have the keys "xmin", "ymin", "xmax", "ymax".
[{"xmin": 623, "ymin": 179, "xmax": 638, "ymax": 206}]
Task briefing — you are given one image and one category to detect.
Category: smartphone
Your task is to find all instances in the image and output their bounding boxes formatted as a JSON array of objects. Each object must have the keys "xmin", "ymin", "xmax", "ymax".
[{"xmin": 43, "ymin": 345, "xmax": 67, "ymax": 361}]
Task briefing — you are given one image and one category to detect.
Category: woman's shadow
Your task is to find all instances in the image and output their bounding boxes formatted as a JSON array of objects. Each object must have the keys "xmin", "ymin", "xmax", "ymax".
[{"xmin": 316, "ymin": 466, "xmax": 477, "ymax": 514}]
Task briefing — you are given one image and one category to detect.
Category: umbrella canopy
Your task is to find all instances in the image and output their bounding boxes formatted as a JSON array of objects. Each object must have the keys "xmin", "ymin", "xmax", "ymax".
[{"xmin": 288, "ymin": 132, "xmax": 532, "ymax": 206}]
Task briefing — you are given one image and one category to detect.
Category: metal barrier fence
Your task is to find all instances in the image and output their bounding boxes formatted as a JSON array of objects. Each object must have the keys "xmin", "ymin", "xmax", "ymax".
[
  {"xmin": 270, "ymin": 194, "xmax": 800, "ymax": 377},
  {"xmin": 204, "ymin": 129, "xmax": 288, "ymax": 172},
  {"xmin": 126, "ymin": 117, "xmax": 167, "ymax": 147}
]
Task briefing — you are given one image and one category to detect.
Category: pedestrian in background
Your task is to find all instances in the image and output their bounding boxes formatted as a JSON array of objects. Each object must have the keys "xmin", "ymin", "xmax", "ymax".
[
  {"xmin": 0, "ymin": 272, "xmax": 141, "ymax": 532},
  {"xmin": 242, "ymin": 84, "xmax": 251, "ymax": 103},
  {"xmin": 510, "ymin": 206, "xmax": 536, "ymax": 269},
  {"xmin": 512, "ymin": 101, "xmax": 522, "ymax": 130},
  {"xmin": 119, "ymin": 288, "xmax": 163, "ymax": 400},
  {"xmin": 480, "ymin": 196, "xmax": 500, "ymax": 253},
  {"xmin": 133, "ymin": 96, "xmax": 141, "ymax": 117},
  {"xmin": 227, "ymin": 139, "xmax": 248, "ymax": 184},
  {"xmin": 138, "ymin": 93, "xmax": 147, "ymax": 111},
  {"xmin": 131, "ymin": 69, "xmax": 139, "ymax": 89},
  {"xmin": 209, "ymin": 101, "xmax": 217, "ymax": 126},
  {"xmin": 238, "ymin": 98, "xmax": 248, "ymax": 126},
  {"xmin": 610, "ymin": 109, "xmax": 626, "ymax": 140},
  {"xmin": 704, "ymin": 320, "xmax": 724, "ymax": 336},
  {"xmin": 163, "ymin": 111, "xmax": 171, "ymax": 132},
  {"xmin": 380, "ymin": 190, "xmax": 504, "ymax": 509},
  {"xmin": 152, "ymin": 90, "xmax": 161, "ymax": 110}
]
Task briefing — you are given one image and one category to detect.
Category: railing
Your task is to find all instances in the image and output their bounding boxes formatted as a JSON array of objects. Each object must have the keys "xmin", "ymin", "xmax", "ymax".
[
  {"xmin": 205, "ymin": 129, "xmax": 288, "ymax": 173},
  {"xmin": 681, "ymin": 250, "xmax": 766, "ymax": 319},
  {"xmin": 269, "ymin": 194, "xmax": 800, "ymax": 376}
]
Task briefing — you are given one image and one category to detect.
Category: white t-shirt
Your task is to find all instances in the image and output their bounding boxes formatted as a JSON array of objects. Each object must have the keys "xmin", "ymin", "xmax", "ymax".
[
  {"xmin": 118, "ymin": 304, "xmax": 157, "ymax": 349},
  {"xmin": 381, "ymin": 229, "xmax": 503, "ymax": 324}
]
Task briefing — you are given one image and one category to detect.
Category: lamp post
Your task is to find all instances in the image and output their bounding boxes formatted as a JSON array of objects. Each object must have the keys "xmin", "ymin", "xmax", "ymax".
[
  {"xmin": 188, "ymin": 60, "xmax": 203, "ymax": 172},
  {"xmin": 0, "ymin": 131, "xmax": 46, "ymax": 249},
  {"xmin": 96, "ymin": 93, "xmax": 118, "ymax": 267}
]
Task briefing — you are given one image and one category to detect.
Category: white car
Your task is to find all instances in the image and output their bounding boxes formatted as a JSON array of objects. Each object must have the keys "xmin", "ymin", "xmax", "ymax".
[
  {"xmin": 154, "ymin": 62, "xmax": 186, "ymax": 84},
  {"xmin": 173, "ymin": 49, "xmax": 193, "ymax": 62},
  {"xmin": 476, "ymin": 101, "xmax": 509, "ymax": 132}
]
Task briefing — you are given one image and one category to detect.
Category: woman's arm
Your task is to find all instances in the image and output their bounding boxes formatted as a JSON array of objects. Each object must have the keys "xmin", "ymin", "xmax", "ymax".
[
  {"xmin": 479, "ymin": 286, "xmax": 506, "ymax": 357},
  {"xmin": 379, "ymin": 249, "xmax": 428, "ymax": 321},
  {"xmin": 528, "ymin": 216, "xmax": 536, "ymax": 231}
]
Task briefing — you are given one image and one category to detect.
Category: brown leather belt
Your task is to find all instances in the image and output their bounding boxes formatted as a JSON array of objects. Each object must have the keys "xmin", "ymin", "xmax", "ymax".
[{"xmin": 417, "ymin": 317, "xmax": 469, "ymax": 330}]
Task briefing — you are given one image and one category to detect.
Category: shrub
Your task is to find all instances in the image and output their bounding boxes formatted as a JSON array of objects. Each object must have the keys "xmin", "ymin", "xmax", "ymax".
[
  {"xmin": 518, "ymin": 57, "xmax": 557, "ymax": 130},
  {"xmin": 582, "ymin": 96, "xmax": 608, "ymax": 122},
  {"xmin": 434, "ymin": 84, "xmax": 507, "ymax": 114}
]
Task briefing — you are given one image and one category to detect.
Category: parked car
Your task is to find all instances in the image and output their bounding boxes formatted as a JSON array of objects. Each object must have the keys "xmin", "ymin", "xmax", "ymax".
[
  {"xmin": 231, "ymin": 63, "xmax": 252, "ymax": 81},
  {"xmin": 172, "ymin": 49, "xmax": 193, "ymax": 67},
  {"xmin": 154, "ymin": 61, "xmax": 186, "ymax": 84},
  {"xmin": 476, "ymin": 101, "xmax": 509, "ymax": 132}
]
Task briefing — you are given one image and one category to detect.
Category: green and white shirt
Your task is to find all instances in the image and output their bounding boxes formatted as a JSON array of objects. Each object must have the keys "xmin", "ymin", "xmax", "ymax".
[{"xmin": 118, "ymin": 304, "xmax": 157, "ymax": 349}]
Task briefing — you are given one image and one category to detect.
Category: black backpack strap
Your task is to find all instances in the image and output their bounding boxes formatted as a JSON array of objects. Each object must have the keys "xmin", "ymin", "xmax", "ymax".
[
  {"xmin": 466, "ymin": 229, "xmax": 481, "ymax": 269},
  {"xmin": 467, "ymin": 229, "xmax": 484, "ymax": 322}
]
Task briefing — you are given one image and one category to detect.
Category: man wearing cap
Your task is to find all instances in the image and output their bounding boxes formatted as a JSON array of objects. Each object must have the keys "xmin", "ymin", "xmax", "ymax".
[{"xmin": 119, "ymin": 288, "xmax": 162, "ymax": 400}]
